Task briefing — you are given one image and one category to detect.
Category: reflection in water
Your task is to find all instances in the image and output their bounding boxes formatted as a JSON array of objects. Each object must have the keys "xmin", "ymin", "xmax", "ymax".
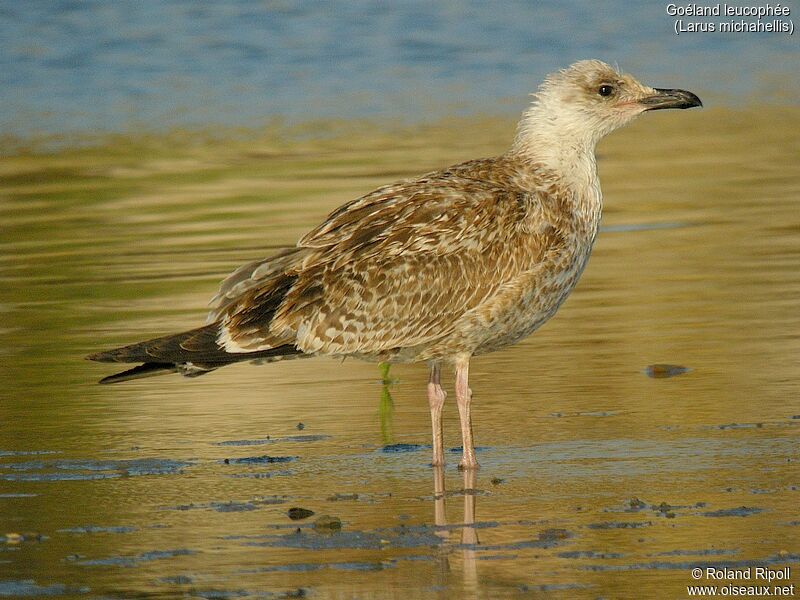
[
  {"xmin": 432, "ymin": 467, "xmax": 479, "ymax": 598},
  {"xmin": 460, "ymin": 470, "xmax": 479, "ymax": 598}
]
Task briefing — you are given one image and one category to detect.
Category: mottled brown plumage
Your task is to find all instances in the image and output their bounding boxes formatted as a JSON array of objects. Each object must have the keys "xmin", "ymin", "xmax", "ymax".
[{"xmin": 89, "ymin": 60, "xmax": 701, "ymax": 468}]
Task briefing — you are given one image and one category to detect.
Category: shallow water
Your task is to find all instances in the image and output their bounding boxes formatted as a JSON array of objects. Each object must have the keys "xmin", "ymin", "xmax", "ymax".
[{"xmin": 1, "ymin": 108, "xmax": 799, "ymax": 598}]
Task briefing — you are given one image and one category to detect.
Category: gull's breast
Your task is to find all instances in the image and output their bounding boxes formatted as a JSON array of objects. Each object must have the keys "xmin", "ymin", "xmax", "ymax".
[{"xmin": 416, "ymin": 203, "xmax": 602, "ymax": 361}]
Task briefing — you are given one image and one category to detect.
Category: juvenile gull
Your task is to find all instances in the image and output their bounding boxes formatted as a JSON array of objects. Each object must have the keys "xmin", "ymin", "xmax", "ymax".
[{"xmin": 88, "ymin": 60, "xmax": 701, "ymax": 469}]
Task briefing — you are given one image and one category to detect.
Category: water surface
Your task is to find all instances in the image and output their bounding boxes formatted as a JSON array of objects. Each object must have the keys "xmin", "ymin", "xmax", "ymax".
[
  {"xmin": 1, "ymin": 107, "xmax": 799, "ymax": 598},
  {"xmin": 2, "ymin": 0, "xmax": 798, "ymax": 142}
]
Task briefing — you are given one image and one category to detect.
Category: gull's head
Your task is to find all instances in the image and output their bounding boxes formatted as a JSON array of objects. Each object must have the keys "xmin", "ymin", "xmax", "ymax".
[{"xmin": 515, "ymin": 60, "xmax": 702, "ymax": 153}]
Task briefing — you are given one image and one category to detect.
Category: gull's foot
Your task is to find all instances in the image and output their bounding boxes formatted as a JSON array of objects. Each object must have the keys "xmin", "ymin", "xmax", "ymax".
[
  {"xmin": 431, "ymin": 449, "xmax": 445, "ymax": 467},
  {"xmin": 458, "ymin": 458, "xmax": 480, "ymax": 470}
]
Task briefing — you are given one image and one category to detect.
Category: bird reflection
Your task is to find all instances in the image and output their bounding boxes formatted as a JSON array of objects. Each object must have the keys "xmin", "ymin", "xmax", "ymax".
[{"xmin": 432, "ymin": 466, "xmax": 479, "ymax": 597}]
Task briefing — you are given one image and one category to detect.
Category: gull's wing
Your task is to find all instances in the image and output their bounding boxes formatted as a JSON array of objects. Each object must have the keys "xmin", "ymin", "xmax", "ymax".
[
  {"xmin": 214, "ymin": 159, "xmax": 563, "ymax": 356},
  {"xmin": 207, "ymin": 247, "xmax": 307, "ymax": 324}
]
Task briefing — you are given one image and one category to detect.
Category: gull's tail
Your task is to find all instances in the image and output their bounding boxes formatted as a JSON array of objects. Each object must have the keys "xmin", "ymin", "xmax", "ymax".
[{"xmin": 87, "ymin": 324, "xmax": 302, "ymax": 384}]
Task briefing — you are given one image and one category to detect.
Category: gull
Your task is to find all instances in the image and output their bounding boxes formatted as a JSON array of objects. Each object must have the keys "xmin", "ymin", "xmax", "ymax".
[{"xmin": 88, "ymin": 60, "xmax": 701, "ymax": 469}]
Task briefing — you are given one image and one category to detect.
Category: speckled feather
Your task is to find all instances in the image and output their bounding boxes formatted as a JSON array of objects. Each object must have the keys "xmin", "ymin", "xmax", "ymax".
[{"xmin": 209, "ymin": 155, "xmax": 598, "ymax": 364}]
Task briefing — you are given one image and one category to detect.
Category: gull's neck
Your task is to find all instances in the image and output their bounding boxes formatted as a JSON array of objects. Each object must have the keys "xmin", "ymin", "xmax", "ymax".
[
  {"xmin": 509, "ymin": 100, "xmax": 606, "ymax": 238},
  {"xmin": 509, "ymin": 101, "xmax": 604, "ymax": 184}
]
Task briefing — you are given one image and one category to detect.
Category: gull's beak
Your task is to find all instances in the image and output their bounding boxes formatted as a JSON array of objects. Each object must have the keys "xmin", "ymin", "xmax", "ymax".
[{"xmin": 639, "ymin": 88, "xmax": 703, "ymax": 111}]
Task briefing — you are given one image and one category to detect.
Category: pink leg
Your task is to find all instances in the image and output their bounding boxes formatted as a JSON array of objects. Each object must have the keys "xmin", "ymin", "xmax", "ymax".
[
  {"xmin": 427, "ymin": 362, "xmax": 447, "ymax": 466},
  {"xmin": 432, "ymin": 465, "xmax": 447, "ymax": 531},
  {"xmin": 455, "ymin": 357, "xmax": 478, "ymax": 469}
]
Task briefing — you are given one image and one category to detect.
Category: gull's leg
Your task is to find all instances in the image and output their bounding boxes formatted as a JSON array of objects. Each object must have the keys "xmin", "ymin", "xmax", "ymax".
[
  {"xmin": 427, "ymin": 362, "xmax": 447, "ymax": 466},
  {"xmin": 454, "ymin": 356, "xmax": 478, "ymax": 469}
]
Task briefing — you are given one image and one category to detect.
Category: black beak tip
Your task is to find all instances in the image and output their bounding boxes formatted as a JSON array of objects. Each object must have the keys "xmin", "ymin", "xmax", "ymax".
[
  {"xmin": 675, "ymin": 89, "xmax": 703, "ymax": 109},
  {"xmin": 645, "ymin": 88, "xmax": 703, "ymax": 110}
]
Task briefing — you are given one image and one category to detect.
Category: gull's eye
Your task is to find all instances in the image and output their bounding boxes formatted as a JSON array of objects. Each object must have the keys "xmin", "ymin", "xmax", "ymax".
[{"xmin": 598, "ymin": 84, "xmax": 614, "ymax": 97}]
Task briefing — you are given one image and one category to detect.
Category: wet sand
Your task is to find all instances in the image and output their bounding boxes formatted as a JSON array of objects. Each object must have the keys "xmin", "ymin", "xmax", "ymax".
[{"xmin": 1, "ymin": 107, "xmax": 799, "ymax": 598}]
